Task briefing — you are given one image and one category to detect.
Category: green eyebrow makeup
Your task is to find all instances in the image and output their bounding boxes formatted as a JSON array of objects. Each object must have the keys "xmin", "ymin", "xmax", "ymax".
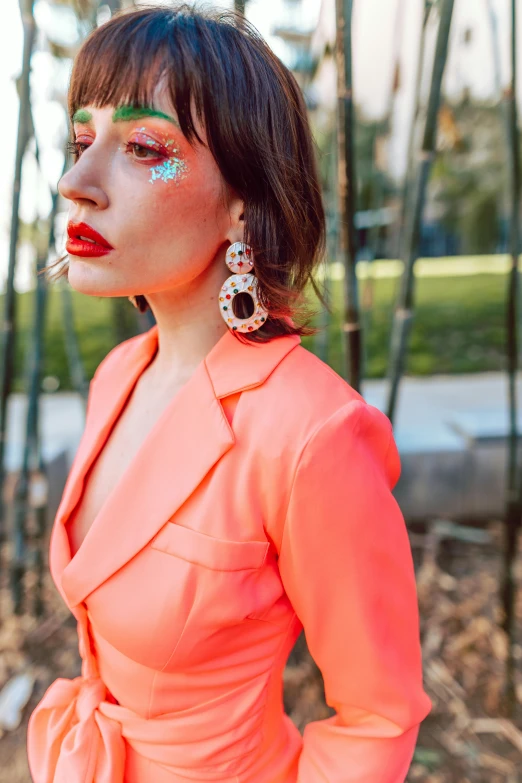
[
  {"xmin": 71, "ymin": 106, "xmax": 181, "ymax": 128},
  {"xmin": 72, "ymin": 109, "xmax": 93, "ymax": 124},
  {"xmin": 112, "ymin": 105, "xmax": 181, "ymax": 128}
]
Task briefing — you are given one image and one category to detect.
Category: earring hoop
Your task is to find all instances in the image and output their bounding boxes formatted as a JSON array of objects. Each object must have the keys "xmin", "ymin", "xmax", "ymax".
[{"xmin": 219, "ymin": 242, "xmax": 268, "ymax": 332}]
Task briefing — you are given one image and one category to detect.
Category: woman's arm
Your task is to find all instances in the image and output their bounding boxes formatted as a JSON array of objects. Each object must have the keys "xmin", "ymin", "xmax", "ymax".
[{"xmin": 278, "ymin": 399, "xmax": 432, "ymax": 782}]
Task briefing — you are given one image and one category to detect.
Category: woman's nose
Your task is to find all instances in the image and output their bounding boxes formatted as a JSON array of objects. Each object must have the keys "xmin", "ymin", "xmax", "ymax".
[{"xmin": 58, "ymin": 158, "xmax": 109, "ymax": 209}]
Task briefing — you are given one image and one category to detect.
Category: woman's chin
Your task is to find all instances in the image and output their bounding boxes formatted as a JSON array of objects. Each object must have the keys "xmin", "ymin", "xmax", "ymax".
[{"xmin": 66, "ymin": 262, "xmax": 121, "ymax": 298}]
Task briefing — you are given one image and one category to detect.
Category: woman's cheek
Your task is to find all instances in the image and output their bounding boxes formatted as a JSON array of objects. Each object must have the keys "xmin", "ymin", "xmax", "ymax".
[
  {"xmin": 142, "ymin": 147, "xmax": 223, "ymax": 227},
  {"xmin": 150, "ymin": 168, "xmax": 217, "ymax": 224}
]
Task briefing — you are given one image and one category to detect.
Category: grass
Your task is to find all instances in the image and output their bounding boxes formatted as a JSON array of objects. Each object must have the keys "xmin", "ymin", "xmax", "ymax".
[
  {"xmin": 9, "ymin": 289, "xmax": 116, "ymax": 392},
  {"xmin": 302, "ymin": 272, "xmax": 507, "ymax": 379},
  {"xmin": 2, "ymin": 270, "xmax": 508, "ymax": 391}
]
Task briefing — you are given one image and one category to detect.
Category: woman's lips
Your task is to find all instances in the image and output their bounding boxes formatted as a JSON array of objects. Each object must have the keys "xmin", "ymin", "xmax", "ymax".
[
  {"xmin": 66, "ymin": 221, "xmax": 114, "ymax": 257},
  {"xmin": 65, "ymin": 237, "xmax": 114, "ymax": 257}
]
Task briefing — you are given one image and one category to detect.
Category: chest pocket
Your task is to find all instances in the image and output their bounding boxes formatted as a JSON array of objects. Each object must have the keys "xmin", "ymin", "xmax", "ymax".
[
  {"xmin": 150, "ymin": 522, "xmax": 269, "ymax": 570},
  {"xmin": 146, "ymin": 522, "xmax": 272, "ymax": 670},
  {"xmin": 86, "ymin": 519, "xmax": 272, "ymax": 673}
]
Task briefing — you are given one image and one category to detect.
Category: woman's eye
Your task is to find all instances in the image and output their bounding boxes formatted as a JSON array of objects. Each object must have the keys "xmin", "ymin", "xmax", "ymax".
[
  {"xmin": 65, "ymin": 140, "xmax": 165, "ymax": 161},
  {"xmin": 66, "ymin": 140, "xmax": 88, "ymax": 158},
  {"xmin": 125, "ymin": 141, "xmax": 165, "ymax": 160}
]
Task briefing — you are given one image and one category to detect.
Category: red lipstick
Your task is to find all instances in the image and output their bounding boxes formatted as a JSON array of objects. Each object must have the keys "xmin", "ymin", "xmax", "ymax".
[{"xmin": 66, "ymin": 221, "xmax": 114, "ymax": 257}]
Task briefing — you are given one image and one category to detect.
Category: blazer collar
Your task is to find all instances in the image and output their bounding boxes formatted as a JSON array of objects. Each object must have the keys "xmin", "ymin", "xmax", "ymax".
[
  {"xmin": 52, "ymin": 325, "xmax": 300, "ymax": 608},
  {"xmin": 145, "ymin": 323, "xmax": 301, "ymax": 398}
]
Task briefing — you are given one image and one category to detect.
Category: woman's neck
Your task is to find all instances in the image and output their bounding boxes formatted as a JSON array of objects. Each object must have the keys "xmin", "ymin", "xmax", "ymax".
[{"xmin": 142, "ymin": 259, "xmax": 229, "ymax": 388}]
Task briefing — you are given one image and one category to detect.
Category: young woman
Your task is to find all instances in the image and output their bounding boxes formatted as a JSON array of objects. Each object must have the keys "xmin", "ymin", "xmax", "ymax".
[{"xmin": 27, "ymin": 4, "xmax": 432, "ymax": 782}]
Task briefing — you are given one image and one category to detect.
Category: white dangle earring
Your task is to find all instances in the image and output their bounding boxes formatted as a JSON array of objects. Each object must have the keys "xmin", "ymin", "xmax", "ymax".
[{"xmin": 219, "ymin": 242, "xmax": 268, "ymax": 333}]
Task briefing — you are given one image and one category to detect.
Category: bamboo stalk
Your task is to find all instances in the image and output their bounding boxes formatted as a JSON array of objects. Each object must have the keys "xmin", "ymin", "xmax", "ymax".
[
  {"xmin": 335, "ymin": 0, "xmax": 361, "ymax": 391},
  {"xmin": 12, "ymin": 146, "xmax": 66, "ymax": 616},
  {"xmin": 314, "ymin": 205, "xmax": 335, "ymax": 365},
  {"xmin": 314, "ymin": 120, "xmax": 339, "ymax": 364},
  {"xmin": 363, "ymin": 0, "xmax": 405, "ymax": 351},
  {"xmin": 60, "ymin": 286, "xmax": 89, "ymax": 402},
  {"xmin": 385, "ymin": 0, "xmax": 455, "ymax": 423},
  {"xmin": 11, "ymin": 182, "xmax": 51, "ymax": 614},
  {"xmin": 395, "ymin": 0, "xmax": 434, "ymax": 263},
  {"xmin": 0, "ymin": 0, "xmax": 36, "ymax": 531},
  {"xmin": 498, "ymin": 0, "xmax": 521, "ymax": 719}
]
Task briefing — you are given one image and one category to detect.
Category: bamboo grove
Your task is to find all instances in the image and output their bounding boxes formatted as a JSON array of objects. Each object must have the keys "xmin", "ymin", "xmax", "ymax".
[{"xmin": 0, "ymin": 0, "xmax": 520, "ymax": 722}]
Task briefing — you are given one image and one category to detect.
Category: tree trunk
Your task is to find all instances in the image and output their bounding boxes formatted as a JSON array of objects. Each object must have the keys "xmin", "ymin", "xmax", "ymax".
[
  {"xmin": 11, "ymin": 148, "xmax": 58, "ymax": 614},
  {"xmin": 499, "ymin": 0, "xmax": 522, "ymax": 718},
  {"xmin": 0, "ymin": 0, "xmax": 36, "ymax": 529},
  {"xmin": 335, "ymin": 0, "xmax": 361, "ymax": 390},
  {"xmin": 395, "ymin": 0, "xmax": 434, "ymax": 263},
  {"xmin": 385, "ymin": 0, "xmax": 455, "ymax": 423}
]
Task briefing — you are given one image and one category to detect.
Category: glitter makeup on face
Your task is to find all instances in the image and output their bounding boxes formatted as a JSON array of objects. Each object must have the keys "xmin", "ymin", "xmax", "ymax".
[
  {"xmin": 128, "ymin": 126, "xmax": 188, "ymax": 183},
  {"xmin": 148, "ymin": 157, "xmax": 188, "ymax": 184}
]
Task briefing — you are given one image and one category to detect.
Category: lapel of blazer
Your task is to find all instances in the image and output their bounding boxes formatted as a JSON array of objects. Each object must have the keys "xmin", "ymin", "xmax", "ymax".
[{"xmin": 54, "ymin": 325, "xmax": 301, "ymax": 608}]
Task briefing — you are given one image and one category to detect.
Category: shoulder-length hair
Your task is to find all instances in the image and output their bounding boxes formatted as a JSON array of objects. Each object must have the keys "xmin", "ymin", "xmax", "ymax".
[{"xmin": 50, "ymin": 2, "xmax": 327, "ymax": 342}]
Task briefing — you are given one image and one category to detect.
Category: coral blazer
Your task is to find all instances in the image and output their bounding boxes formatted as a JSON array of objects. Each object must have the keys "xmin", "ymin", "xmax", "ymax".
[{"xmin": 27, "ymin": 324, "xmax": 432, "ymax": 783}]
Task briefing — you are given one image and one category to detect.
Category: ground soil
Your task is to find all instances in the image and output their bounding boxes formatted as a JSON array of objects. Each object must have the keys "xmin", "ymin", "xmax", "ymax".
[{"xmin": 0, "ymin": 518, "xmax": 520, "ymax": 783}]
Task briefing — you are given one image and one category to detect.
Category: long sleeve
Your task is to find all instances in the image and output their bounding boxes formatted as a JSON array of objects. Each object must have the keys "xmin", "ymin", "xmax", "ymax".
[{"xmin": 278, "ymin": 399, "xmax": 432, "ymax": 782}]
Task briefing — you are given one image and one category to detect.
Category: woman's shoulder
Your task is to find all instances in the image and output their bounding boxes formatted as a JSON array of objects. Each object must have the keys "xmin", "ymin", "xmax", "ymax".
[
  {"xmin": 245, "ymin": 341, "xmax": 393, "ymax": 462},
  {"xmin": 284, "ymin": 343, "xmax": 363, "ymax": 399},
  {"xmin": 250, "ymin": 343, "xmax": 400, "ymax": 544},
  {"xmin": 258, "ymin": 341, "xmax": 365, "ymax": 420}
]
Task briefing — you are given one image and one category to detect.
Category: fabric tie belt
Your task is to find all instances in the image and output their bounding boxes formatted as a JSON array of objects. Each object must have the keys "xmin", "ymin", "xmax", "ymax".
[
  {"xmin": 27, "ymin": 672, "xmax": 270, "ymax": 783},
  {"xmin": 26, "ymin": 612, "xmax": 269, "ymax": 782},
  {"xmin": 27, "ymin": 673, "xmax": 126, "ymax": 783}
]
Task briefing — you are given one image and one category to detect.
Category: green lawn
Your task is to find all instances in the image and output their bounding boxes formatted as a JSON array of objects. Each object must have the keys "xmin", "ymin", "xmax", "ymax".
[
  {"xmin": 4, "ymin": 271, "xmax": 508, "ymax": 391},
  {"xmin": 11, "ymin": 289, "xmax": 117, "ymax": 392},
  {"xmin": 304, "ymin": 272, "xmax": 507, "ymax": 378}
]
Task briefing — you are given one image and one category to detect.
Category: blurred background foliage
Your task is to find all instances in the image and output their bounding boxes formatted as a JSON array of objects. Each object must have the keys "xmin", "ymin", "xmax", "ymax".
[
  {"xmin": 0, "ymin": 270, "xmax": 506, "ymax": 391},
  {"xmin": 1, "ymin": 4, "xmax": 522, "ymax": 783},
  {"xmin": 3, "ymin": 0, "xmax": 516, "ymax": 390}
]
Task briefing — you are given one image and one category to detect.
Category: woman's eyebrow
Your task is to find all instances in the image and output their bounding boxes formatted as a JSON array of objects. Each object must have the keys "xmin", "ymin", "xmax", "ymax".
[
  {"xmin": 112, "ymin": 105, "xmax": 181, "ymax": 128},
  {"xmin": 72, "ymin": 109, "xmax": 93, "ymax": 125},
  {"xmin": 71, "ymin": 106, "xmax": 181, "ymax": 128}
]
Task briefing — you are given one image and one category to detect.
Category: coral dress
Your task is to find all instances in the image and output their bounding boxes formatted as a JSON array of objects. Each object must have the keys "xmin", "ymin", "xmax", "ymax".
[{"xmin": 26, "ymin": 324, "xmax": 432, "ymax": 782}]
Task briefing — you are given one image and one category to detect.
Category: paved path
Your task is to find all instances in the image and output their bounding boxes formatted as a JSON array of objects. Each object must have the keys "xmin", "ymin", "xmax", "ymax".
[
  {"xmin": 4, "ymin": 371, "xmax": 518, "ymax": 520},
  {"xmin": 362, "ymin": 371, "xmax": 522, "ymax": 453},
  {"xmin": 5, "ymin": 392, "xmax": 86, "ymax": 472},
  {"xmin": 5, "ymin": 371, "xmax": 519, "ymax": 469}
]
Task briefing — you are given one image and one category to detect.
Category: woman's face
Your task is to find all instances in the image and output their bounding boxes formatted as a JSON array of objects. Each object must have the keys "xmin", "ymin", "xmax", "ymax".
[{"xmin": 58, "ymin": 87, "xmax": 242, "ymax": 300}]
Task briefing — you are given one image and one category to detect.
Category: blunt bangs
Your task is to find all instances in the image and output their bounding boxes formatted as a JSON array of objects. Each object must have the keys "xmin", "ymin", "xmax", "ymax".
[{"xmin": 69, "ymin": 5, "xmax": 212, "ymax": 147}]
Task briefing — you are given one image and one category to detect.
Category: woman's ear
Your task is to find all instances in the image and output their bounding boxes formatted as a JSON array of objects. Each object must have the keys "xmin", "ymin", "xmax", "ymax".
[{"xmin": 226, "ymin": 194, "xmax": 245, "ymax": 245}]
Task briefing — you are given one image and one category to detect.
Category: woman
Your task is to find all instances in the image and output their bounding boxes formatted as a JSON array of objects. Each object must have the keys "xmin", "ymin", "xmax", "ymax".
[{"xmin": 27, "ymin": 4, "xmax": 432, "ymax": 782}]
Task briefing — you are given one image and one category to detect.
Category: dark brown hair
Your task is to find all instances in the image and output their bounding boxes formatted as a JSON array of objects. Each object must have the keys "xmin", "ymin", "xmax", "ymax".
[{"xmin": 50, "ymin": 2, "xmax": 327, "ymax": 342}]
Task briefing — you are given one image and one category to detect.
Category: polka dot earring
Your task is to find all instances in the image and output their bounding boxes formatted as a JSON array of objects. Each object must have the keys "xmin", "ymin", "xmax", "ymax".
[{"xmin": 219, "ymin": 242, "xmax": 268, "ymax": 333}]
